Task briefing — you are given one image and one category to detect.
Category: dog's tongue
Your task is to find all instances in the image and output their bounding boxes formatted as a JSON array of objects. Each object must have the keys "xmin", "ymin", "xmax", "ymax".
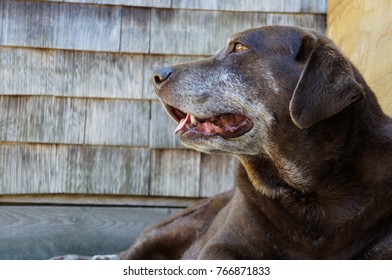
[{"xmin": 174, "ymin": 113, "xmax": 190, "ymax": 134}]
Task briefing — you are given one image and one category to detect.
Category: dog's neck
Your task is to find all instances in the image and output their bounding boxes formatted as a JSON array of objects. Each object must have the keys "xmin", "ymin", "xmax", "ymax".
[{"xmin": 240, "ymin": 112, "xmax": 364, "ymax": 198}]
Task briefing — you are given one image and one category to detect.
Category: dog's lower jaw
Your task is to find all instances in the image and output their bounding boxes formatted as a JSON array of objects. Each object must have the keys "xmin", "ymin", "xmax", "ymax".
[{"xmin": 178, "ymin": 133, "xmax": 256, "ymax": 155}]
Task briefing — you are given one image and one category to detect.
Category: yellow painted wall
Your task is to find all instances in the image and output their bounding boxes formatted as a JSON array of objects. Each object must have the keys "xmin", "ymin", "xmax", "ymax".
[{"xmin": 327, "ymin": 0, "xmax": 392, "ymax": 115}]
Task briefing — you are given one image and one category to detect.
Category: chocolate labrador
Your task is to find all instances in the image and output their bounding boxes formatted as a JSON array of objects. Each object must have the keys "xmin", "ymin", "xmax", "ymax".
[{"xmin": 55, "ymin": 25, "xmax": 392, "ymax": 260}]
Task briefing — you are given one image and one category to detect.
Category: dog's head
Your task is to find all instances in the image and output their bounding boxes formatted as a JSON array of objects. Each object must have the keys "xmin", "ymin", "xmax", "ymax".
[{"xmin": 152, "ymin": 26, "xmax": 364, "ymax": 156}]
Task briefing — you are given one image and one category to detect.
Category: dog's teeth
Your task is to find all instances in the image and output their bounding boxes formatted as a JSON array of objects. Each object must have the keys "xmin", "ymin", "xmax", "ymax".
[
  {"xmin": 190, "ymin": 114, "xmax": 198, "ymax": 125},
  {"xmin": 174, "ymin": 114, "xmax": 191, "ymax": 134}
]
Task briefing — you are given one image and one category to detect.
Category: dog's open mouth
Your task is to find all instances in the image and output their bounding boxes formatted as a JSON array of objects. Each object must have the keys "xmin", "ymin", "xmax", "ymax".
[{"xmin": 165, "ymin": 105, "xmax": 253, "ymax": 139}]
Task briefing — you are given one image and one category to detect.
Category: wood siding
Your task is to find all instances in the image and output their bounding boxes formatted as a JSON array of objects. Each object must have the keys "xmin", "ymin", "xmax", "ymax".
[{"xmin": 0, "ymin": 144, "xmax": 150, "ymax": 195}]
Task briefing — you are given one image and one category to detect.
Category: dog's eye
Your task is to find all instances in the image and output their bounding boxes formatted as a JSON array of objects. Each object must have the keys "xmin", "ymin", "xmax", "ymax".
[{"xmin": 233, "ymin": 43, "xmax": 249, "ymax": 52}]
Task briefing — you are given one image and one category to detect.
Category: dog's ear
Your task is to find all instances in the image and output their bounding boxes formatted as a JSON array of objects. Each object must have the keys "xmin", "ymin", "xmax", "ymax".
[{"xmin": 289, "ymin": 33, "xmax": 364, "ymax": 129}]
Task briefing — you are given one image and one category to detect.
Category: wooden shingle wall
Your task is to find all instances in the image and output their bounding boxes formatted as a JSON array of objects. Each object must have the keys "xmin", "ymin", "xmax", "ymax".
[{"xmin": 0, "ymin": 0, "xmax": 326, "ymax": 259}]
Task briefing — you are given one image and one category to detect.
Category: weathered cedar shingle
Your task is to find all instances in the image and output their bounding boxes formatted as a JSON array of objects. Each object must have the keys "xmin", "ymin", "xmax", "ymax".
[
  {"xmin": 0, "ymin": 47, "xmax": 51, "ymax": 95},
  {"xmin": 121, "ymin": 7, "xmax": 151, "ymax": 54},
  {"xmin": 0, "ymin": 96, "xmax": 151, "ymax": 147},
  {"xmin": 0, "ymin": 1, "xmax": 3, "ymax": 43},
  {"xmin": 0, "ymin": 96, "xmax": 86, "ymax": 144},
  {"xmin": 58, "ymin": 51, "xmax": 145, "ymax": 99},
  {"xmin": 150, "ymin": 149, "xmax": 201, "ymax": 197},
  {"xmin": 65, "ymin": 146, "xmax": 150, "ymax": 195},
  {"xmin": 150, "ymin": 100, "xmax": 184, "ymax": 149},
  {"xmin": 0, "ymin": 144, "xmax": 150, "ymax": 195},
  {"xmin": 1, "ymin": 1, "xmax": 122, "ymax": 52},
  {"xmin": 200, "ymin": 154, "xmax": 238, "ymax": 197},
  {"xmin": 85, "ymin": 99, "xmax": 150, "ymax": 146},
  {"xmin": 0, "ymin": 47, "xmax": 145, "ymax": 99}
]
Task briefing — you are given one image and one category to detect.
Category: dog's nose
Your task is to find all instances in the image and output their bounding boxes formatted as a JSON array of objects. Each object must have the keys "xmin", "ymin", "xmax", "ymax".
[{"xmin": 153, "ymin": 66, "xmax": 173, "ymax": 87}]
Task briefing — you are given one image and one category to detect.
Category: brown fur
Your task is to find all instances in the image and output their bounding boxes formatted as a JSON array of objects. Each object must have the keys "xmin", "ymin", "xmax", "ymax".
[{"xmin": 54, "ymin": 25, "xmax": 392, "ymax": 260}]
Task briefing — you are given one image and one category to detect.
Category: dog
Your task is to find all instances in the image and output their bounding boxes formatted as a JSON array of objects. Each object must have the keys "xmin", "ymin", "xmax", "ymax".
[{"xmin": 54, "ymin": 25, "xmax": 392, "ymax": 260}]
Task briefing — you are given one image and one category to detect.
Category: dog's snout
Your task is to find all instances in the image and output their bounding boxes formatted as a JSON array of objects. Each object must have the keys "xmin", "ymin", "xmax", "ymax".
[{"xmin": 153, "ymin": 66, "xmax": 173, "ymax": 87}]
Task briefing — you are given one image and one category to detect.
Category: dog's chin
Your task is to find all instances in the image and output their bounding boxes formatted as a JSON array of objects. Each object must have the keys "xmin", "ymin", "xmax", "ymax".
[
  {"xmin": 179, "ymin": 131, "xmax": 226, "ymax": 153},
  {"xmin": 178, "ymin": 129, "xmax": 258, "ymax": 155}
]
